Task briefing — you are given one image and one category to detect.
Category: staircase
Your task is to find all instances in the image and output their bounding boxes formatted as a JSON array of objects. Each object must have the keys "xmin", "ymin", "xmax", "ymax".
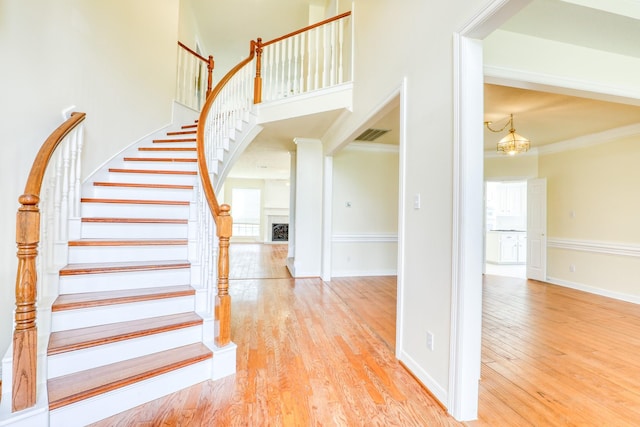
[{"xmin": 44, "ymin": 123, "xmax": 217, "ymax": 426}]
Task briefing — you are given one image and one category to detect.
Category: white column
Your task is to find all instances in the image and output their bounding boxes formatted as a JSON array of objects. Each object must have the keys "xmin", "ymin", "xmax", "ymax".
[
  {"xmin": 321, "ymin": 155, "xmax": 333, "ymax": 282},
  {"xmin": 287, "ymin": 151, "xmax": 297, "ymax": 274},
  {"xmin": 291, "ymin": 138, "xmax": 323, "ymax": 277}
]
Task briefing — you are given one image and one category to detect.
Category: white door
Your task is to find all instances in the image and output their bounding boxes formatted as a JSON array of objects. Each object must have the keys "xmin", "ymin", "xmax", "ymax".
[{"xmin": 526, "ymin": 178, "xmax": 547, "ymax": 280}]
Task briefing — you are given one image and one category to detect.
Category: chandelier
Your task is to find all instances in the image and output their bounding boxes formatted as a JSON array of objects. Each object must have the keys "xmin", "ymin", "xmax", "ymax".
[{"xmin": 484, "ymin": 114, "xmax": 530, "ymax": 155}]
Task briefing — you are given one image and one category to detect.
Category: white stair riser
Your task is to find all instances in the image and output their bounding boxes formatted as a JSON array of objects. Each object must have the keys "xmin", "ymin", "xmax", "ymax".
[
  {"xmin": 47, "ymin": 325, "xmax": 203, "ymax": 378},
  {"xmin": 90, "ymin": 186, "xmax": 194, "ymax": 201},
  {"xmin": 80, "ymin": 222, "xmax": 188, "ymax": 239},
  {"xmin": 81, "ymin": 203, "xmax": 190, "ymax": 219},
  {"xmin": 68, "ymin": 244, "xmax": 188, "ymax": 264},
  {"xmin": 135, "ymin": 149, "xmax": 197, "ymax": 159},
  {"xmin": 120, "ymin": 160, "xmax": 197, "ymax": 172},
  {"xmin": 148, "ymin": 142, "xmax": 197, "ymax": 149},
  {"xmin": 49, "ymin": 358, "xmax": 212, "ymax": 427},
  {"xmin": 51, "ymin": 295, "xmax": 196, "ymax": 332},
  {"xmin": 106, "ymin": 172, "xmax": 198, "ymax": 186},
  {"xmin": 59, "ymin": 268, "xmax": 191, "ymax": 294}
]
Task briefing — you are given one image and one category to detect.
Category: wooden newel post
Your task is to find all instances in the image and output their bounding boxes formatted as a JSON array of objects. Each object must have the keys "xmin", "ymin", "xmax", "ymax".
[
  {"xmin": 215, "ymin": 204, "xmax": 232, "ymax": 347},
  {"xmin": 12, "ymin": 194, "xmax": 40, "ymax": 412},
  {"xmin": 253, "ymin": 38, "xmax": 263, "ymax": 104},
  {"xmin": 206, "ymin": 55, "xmax": 214, "ymax": 98}
]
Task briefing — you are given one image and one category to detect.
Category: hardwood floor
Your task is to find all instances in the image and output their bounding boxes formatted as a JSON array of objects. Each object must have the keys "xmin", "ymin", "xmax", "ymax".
[
  {"xmin": 89, "ymin": 244, "xmax": 640, "ymax": 426},
  {"xmin": 472, "ymin": 275, "xmax": 640, "ymax": 426},
  {"xmin": 90, "ymin": 244, "xmax": 458, "ymax": 426}
]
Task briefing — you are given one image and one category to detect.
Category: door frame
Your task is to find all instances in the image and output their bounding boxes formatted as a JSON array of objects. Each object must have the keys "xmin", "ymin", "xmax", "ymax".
[{"xmin": 450, "ymin": 0, "xmax": 534, "ymax": 420}]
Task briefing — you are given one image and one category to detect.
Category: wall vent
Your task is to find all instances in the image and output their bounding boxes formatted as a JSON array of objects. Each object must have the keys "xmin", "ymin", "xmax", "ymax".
[{"xmin": 355, "ymin": 128, "xmax": 390, "ymax": 142}]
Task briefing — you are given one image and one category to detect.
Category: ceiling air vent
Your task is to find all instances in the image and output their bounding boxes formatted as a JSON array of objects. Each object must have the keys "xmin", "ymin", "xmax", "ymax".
[{"xmin": 355, "ymin": 128, "xmax": 390, "ymax": 142}]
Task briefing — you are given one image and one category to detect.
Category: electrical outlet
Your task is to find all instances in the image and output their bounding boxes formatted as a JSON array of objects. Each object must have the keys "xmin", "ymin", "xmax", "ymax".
[
  {"xmin": 426, "ymin": 331, "xmax": 434, "ymax": 351},
  {"xmin": 569, "ymin": 264, "xmax": 576, "ymax": 273}
]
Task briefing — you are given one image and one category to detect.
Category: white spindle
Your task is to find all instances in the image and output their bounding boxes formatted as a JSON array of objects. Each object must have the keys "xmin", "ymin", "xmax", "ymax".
[
  {"xmin": 330, "ymin": 21, "xmax": 337, "ymax": 86},
  {"xmin": 59, "ymin": 136, "xmax": 71, "ymax": 241},
  {"xmin": 338, "ymin": 20, "xmax": 345, "ymax": 84},
  {"xmin": 286, "ymin": 37, "xmax": 293, "ymax": 96},
  {"xmin": 74, "ymin": 124, "xmax": 84, "ymax": 217},
  {"xmin": 299, "ymin": 32, "xmax": 306, "ymax": 93},
  {"xmin": 314, "ymin": 27, "xmax": 320, "ymax": 90}
]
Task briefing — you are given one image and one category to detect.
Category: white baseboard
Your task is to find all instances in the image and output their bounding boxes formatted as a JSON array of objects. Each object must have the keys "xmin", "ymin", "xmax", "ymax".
[
  {"xmin": 546, "ymin": 277, "xmax": 640, "ymax": 305},
  {"xmin": 331, "ymin": 269, "xmax": 397, "ymax": 278},
  {"xmin": 398, "ymin": 349, "xmax": 448, "ymax": 407}
]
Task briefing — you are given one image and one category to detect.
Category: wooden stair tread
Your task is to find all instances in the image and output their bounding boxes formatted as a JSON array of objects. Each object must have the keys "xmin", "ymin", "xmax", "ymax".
[
  {"xmin": 68, "ymin": 238, "xmax": 187, "ymax": 247},
  {"xmin": 181, "ymin": 124, "xmax": 198, "ymax": 129},
  {"xmin": 81, "ymin": 197, "xmax": 190, "ymax": 206},
  {"xmin": 108, "ymin": 168, "xmax": 197, "ymax": 175},
  {"xmin": 152, "ymin": 138, "xmax": 196, "ymax": 143},
  {"xmin": 81, "ymin": 217, "xmax": 188, "ymax": 224},
  {"xmin": 52, "ymin": 285, "xmax": 194, "ymax": 312},
  {"xmin": 123, "ymin": 157, "xmax": 197, "ymax": 162},
  {"xmin": 93, "ymin": 182, "xmax": 193, "ymax": 190},
  {"xmin": 138, "ymin": 147, "xmax": 197, "ymax": 152},
  {"xmin": 60, "ymin": 260, "xmax": 190, "ymax": 276},
  {"xmin": 48, "ymin": 312, "xmax": 202, "ymax": 355},
  {"xmin": 166, "ymin": 130, "xmax": 197, "ymax": 136},
  {"xmin": 47, "ymin": 343, "xmax": 212, "ymax": 410}
]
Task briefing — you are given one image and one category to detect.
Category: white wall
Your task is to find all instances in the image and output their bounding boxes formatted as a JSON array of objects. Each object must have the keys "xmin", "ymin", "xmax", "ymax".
[
  {"xmin": 293, "ymin": 138, "xmax": 323, "ymax": 276},
  {"xmin": 322, "ymin": 0, "xmax": 489, "ymax": 402},
  {"xmin": 331, "ymin": 144, "xmax": 399, "ymax": 276},
  {"xmin": 178, "ymin": 0, "xmax": 206, "ymax": 52},
  {"xmin": 539, "ymin": 136, "xmax": 640, "ymax": 301},
  {"xmin": 0, "ymin": 0, "xmax": 180, "ymax": 363}
]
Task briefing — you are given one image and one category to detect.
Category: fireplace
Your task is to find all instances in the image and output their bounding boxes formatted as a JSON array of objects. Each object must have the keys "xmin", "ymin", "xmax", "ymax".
[{"xmin": 271, "ymin": 223, "xmax": 289, "ymax": 241}]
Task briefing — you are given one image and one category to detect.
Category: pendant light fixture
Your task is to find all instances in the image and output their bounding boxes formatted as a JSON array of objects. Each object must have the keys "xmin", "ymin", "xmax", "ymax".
[{"xmin": 485, "ymin": 114, "xmax": 530, "ymax": 156}]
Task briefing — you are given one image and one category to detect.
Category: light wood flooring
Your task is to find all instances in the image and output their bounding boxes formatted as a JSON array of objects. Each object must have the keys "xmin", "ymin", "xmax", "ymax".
[
  {"xmin": 90, "ymin": 244, "xmax": 458, "ymax": 426},
  {"xmin": 87, "ymin": 243, "xmax": 640, "ymax": 426}
]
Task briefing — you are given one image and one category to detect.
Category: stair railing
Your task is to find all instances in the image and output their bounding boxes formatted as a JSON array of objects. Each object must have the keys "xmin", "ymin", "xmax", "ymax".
[
  {"xmin": 196, "ymin": 12, "xmax": 352, "ymax": 348},
  {"xmin": 196, "ymin": 40, "xmax": 257, "ymax": 347},
  {"xmin": 254, "ymin": 11, "xmax": 352, "ymax": 103},
  {"xmin": 177, "ymin": 41, "xmax": 214, "ymax": 111},
  {"xmin": 12, "ymin": 112, "xmax": 86, "ymax": 412}
]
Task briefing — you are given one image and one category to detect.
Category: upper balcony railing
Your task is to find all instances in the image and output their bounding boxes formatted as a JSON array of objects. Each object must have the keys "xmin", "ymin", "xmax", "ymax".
[
  {"xmin": 176, "ymin": 41, "xmax": 214, "ymax": 110},
  {"xmin": 196, "ymin": 11, "xmax": 352, "ymax": 347}
]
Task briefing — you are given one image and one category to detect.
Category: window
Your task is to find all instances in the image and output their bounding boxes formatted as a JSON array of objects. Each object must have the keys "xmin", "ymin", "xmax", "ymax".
[{"xmin": 231, "ymin": 188, "xmax": 261, "ymax": 237}]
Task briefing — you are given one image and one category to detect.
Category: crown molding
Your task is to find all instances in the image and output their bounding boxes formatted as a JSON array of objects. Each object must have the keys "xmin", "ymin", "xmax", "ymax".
[{"xmin": 536, "ymin": 123, "xmax": 640, "ymax": 155}]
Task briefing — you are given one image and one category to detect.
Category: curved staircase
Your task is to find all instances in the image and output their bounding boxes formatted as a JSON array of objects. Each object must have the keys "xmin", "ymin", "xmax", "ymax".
[{"xmin": 45, "ymin": 123, "xmax": 216, "ymax": 427}]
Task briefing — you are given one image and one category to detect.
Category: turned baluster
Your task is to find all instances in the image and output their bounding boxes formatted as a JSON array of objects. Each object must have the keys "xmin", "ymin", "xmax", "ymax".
[
  {"xmin": 215, "ymin": 204, "xmax": 232, "ymax": 346},
  {"xmin": 12, "ymin": 195, "xmax": 40, "ymax": 412}
]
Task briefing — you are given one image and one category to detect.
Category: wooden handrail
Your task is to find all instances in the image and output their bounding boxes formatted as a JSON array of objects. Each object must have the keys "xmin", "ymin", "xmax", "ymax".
[
  {"xmin": 178, "ymin": 41, "xmax": 208, "ymax": 63},
  {"xmin": 12, "ymin": 112, "xmax": 86, "ymax": 412},
  {"xmin": 196, "ymin": 40, "xmax": 256, "ymax": 217},
  {"xmin": 261, "ymin": 11, "xmax": 351, "ymax": 47},
  {"xmin": 196, "ymin": 41, "xmax": 256, "ymax": 347},
  {"xmin": 177, "ymin": 41, "xmax": 215, "ymax": 97}
]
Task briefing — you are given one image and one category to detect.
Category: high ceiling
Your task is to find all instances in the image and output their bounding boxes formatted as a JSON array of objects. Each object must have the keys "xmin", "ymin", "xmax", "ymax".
[
  {"xmin": 483, "ymin": 84, "xmax": 640, "ymax": 151},
  {"xmin": 198, "ymin": 0, "xmax": 640, "ymax": 179}
]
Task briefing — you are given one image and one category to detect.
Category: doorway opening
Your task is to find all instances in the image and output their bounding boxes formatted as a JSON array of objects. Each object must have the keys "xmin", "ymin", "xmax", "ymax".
[{"xmin": 484, "ymin": 180, "xmax": 527, "ymax": 278}]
